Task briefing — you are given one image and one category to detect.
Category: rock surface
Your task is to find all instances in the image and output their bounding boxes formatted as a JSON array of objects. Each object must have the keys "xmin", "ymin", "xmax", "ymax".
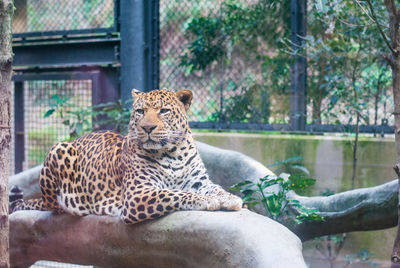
[{"xmin": 10, "ymin": 209, "xmax": 306, "ymax": 268}]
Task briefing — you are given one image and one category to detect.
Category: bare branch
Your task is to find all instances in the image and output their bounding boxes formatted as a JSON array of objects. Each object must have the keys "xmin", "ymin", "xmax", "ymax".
[
  {"xmin": 365, "ymin": 0, "xmax": 397, "ymax": 55},
  {"xmin": 382, "ymin": 53, "xmax": 396, "ymax": 68}
]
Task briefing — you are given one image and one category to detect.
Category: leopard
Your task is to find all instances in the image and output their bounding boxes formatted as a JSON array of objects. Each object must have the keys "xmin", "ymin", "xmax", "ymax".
[{"xmin": 10, "ymin": 89, "xmax": 243, "ymax": 224}]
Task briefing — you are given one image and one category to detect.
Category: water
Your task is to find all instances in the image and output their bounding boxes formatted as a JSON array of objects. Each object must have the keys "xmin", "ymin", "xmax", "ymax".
[{"xmin": 194, "ymin": 132, "xmax": 396, "ymax": 267}]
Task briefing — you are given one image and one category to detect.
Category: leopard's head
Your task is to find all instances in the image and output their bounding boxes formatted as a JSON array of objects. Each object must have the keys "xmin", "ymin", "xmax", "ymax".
[{"xmin": 129, "ymin": 89, "xmax": 193, "ymax": 150}]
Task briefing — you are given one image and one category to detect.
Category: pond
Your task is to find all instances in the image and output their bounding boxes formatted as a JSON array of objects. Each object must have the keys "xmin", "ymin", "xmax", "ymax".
[{"xmin": 194, "ymin": 132, "xmax": 395, "ymax": 267}]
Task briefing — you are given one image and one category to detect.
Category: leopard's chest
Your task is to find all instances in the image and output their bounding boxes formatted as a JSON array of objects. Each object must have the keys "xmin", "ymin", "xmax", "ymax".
[{"xmin": 129, "ymin": 147, "xmax": 202, "ymax": 189}]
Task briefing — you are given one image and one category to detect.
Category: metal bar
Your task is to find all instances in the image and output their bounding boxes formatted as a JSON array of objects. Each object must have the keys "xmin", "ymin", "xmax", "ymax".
[
  {"xmin": 120, "ymin": 0, "xmax": 145, "ymax": 102},
  {"xmin": 14, "ymin": 82, "xmax": 24, "ymax": 173},
  {"xmin": 120, "ymin": 0, "xmax": 159, "ymax": 103},
  {"xmin": 190, "ymin": 122, "xmax": 292, "ymax": 132},
  {"xmin": 91, "ymin": 67, "xmax": 120, "ymax": 130},
  {"xmin": 290, "ymin": 0, "xmax": 307, "ymax": 131},
  {"xmin": 13, "ymin": 40, "xmax": 119, "ymax": 67},
  {"xmin": 114, "ymin": 0, "xmax": 121, "ymax": 32},
  {"xmin": 307, "ymin": 124, "xmax": 395, "ymax": 134},
  {"xmin": 91, "ymin": 68, "xmax": 120, "ymax": 105},
  {"xmin": 150, "ymin": 0, "xmax": 160, "ymax": 90},
  {"xmin": 13, "ymin": 34, "xmax": 120, "ymax": 46},
  {"xmin": 12, "ymin": 70, "xmax": 102, "ymax": 81},
  {"xmin": 13, "ymin": 27, "xmax": 116, "ymax": 39},
  {"xmin": 189, "ymin": 122, "xmax": 395, "ymax": 134}
]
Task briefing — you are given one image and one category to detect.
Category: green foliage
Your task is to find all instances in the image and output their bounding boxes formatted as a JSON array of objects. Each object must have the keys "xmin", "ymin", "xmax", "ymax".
[
  {"xmin": 25, "ymin": 0, "xmax": 114, "ymax": 32},
  {"xmin": 180, "ymin": 0, "xmax": 290, "ymax": 73},
  {"xmin": 209, "ymin": 80, "xmax": 271, "ymax": 123},
  {"xmin": 306, "ymin": 0, "xmax": 392, "ymax": 124},
  {"xmin": 28, "ymin": 126, "xmax": 61, "ymax": 166},
  {"xmin": 44, "ymin": 94, "xmax": 133, "ymax": 140},
  {"xmin": 179, "ymin": 0, "xmax": 291, "ymax": 123},
  {"xmin": 44, "ymin": 94, "xmax": 92, "ymax": 140},
  {"xmin": 180, "ymin": 16, "xmax": 225, "ymax": 72},
  {"xmin": 93, "ymin": 99, "xmax": 133, "ymax": 135},
  {"xmin": 230, "ymin": 174, "xmax": 323, "ymax": 224}
]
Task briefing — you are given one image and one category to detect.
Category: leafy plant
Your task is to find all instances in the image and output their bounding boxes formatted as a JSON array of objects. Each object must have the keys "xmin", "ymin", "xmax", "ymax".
[
  {"xmin": 92, "ymin": 99, "xmax": 133, "ymax": 135},
  {"xmin": 44, "ymin": 95, "xmax": 134, "ymax": 140},
  {"xmin": 44, "ymin": 94, "xmax": 93, "ymax": 140},
  {"xmin": 230, "ymin": 174, "xmax": 323, "ymax": 224}
]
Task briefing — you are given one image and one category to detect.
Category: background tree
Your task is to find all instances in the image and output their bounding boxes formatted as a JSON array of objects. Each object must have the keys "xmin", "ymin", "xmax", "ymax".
[
  {"xmin": 0, "ymin": 0, "xmax": 14, "ymax": 267},
  {"xmin": 355, "ymin": 0, "xmax": 400, "ymax": 266}
]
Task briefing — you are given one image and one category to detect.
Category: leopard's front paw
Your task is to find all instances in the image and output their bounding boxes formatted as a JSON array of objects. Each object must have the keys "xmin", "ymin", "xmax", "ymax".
[
  {"xmin": 220, "ymin": 194, "xmax": 243, "ymax": 211},
  {"xmin": 205, "ymin": 197, "xmax": 221, "ymax": 211},
  {"xmin": 190, "ymin": 195, "xmax": 221, "ymax": 211}
]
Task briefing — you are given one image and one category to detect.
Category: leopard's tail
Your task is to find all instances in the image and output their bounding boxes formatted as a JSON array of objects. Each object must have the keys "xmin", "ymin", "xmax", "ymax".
[{"xmin": 9, "ymin": 185, "xmax": 46, "ymax": 213}]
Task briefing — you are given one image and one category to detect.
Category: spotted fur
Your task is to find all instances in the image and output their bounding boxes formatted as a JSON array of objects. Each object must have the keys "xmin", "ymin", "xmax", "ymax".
[{"xmin": 11, "ymin": 89, "xmax": 242, "ymax": 223}]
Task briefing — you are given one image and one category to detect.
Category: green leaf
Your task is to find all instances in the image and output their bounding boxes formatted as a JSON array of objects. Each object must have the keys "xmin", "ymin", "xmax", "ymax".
[
  {"xmin": 75, "ymin": 122, "xmax": 83, "ymax": 136},
  {"xmin": 287, "ymin": 174, "xmax": 316, "ymax": 190},
  {"xmin": 265, "ymin": 194, "xmax": 283, "ymax": 218},
  {"xmin": 230, "ymin": 180, "xmax": 254, "ymax": 192},
  {"xmin": 44, "ymin": 109, "xmax": 55, "ymax": 118}
]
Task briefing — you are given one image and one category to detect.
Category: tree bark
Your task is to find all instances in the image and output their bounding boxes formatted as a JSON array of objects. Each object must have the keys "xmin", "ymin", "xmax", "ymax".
[
  {"xmin": 379, "ymin": 1, "xmax": 400, "ymax": 266},
  {"xmin": 0, "ymin": 0, "xmax": 13, "ymax": 267},
  {"xmin": 289, "ymin": 179, "xmax": 398, "ymax": 241}
]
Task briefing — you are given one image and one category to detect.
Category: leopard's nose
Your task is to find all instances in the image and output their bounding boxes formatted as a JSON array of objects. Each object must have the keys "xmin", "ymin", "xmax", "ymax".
[{"xmin": 141, "ymin": 125, "xmax": 157, "ymax": 133}]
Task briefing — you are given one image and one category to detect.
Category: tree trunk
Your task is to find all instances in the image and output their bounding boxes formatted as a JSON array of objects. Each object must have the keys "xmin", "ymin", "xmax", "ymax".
[
  {"xmin": 365, "ymin": 1, "xmax": 400, "ymax": 265},
  {"xmin": 311, "ymin": 92, "xmax": 323, "ymax": 124},
  {"xmin": 382, "ymin": 1, "xmax": 400, "ymax": 266},
  {"xmin": 311, "ymin": 58, "xmax": 327, "ymax": 125},
  {"xmin": 391, "ymin": 58, "xmax": 400, "ymax": 267},
  {"xmin": 0, "ymin": 0, "xmax": 13, "ymax": 267},
  {"xmin": 351, "ymin": 112, "xmax": 360, "ymax": 189}
]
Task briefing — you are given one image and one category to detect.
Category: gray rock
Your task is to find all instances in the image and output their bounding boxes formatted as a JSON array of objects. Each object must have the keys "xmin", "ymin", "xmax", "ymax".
[
  {"xmin": 10, "ymin": 209, "xmax": 306, "ymax": 268},
  {"xmin": 9, "ymin": 164, "xmax": 42, "ymax": 200},
  {"xmin": 196, "ymin": 141, "xmax": 274, "ymax": 189}
]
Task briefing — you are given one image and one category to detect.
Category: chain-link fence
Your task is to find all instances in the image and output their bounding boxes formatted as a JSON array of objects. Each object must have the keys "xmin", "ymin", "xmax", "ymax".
[
  {"xmin": 13, "ymin": 0, "xmax": 115, "ymax": 35},
  {"xmin": 10, "ymin": 79, "xmax": 92, "ymax": 174},
  {"xmin": 159, "ymin": 0, "xmax": 290, "ymax": 125},
  {"xmin": 159, "ymin": 0, "xmax": 394, "ymax": 128}
]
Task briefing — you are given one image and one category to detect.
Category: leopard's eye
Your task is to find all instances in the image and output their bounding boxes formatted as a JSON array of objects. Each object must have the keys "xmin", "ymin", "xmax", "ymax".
[
  {"xmin": 159, "ymin": 108, "xmax": 170, "ymax": 114},
  {"xmin": 136, "ymin": 109, "xmax": 144, "ymax": 115}
]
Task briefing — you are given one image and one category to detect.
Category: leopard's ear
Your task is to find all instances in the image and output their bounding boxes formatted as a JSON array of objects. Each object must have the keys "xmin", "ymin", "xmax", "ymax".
[
  {"xmin": 131, "ymin": 89, "xmax": 142, "ymax": 101},
  {"xmin": 175, "ymin": 89, "xmax": 193, "ymax": 111}
]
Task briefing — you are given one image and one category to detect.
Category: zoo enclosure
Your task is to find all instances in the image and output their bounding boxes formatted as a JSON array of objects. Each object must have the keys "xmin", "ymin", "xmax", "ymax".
[{"xmin": 11, "ymin": 0, "xmax": 394, "ymax": 174}]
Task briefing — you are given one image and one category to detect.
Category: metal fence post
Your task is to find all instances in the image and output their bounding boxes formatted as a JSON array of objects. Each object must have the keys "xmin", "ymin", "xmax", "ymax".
[
  {"xmin": 120, "ymin": 0, "xmax": 159, "ymax": 103},
  {"xmin": 290, "ymin": 0, "xmax": 307, "ymax": 131},
  {"xmin": 14, "ymin": 81, "xmax": 24, "ymax": 173},
  {"xmin": 92, "ymin": 67, "xmax": 120, "ymax": 129}
]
